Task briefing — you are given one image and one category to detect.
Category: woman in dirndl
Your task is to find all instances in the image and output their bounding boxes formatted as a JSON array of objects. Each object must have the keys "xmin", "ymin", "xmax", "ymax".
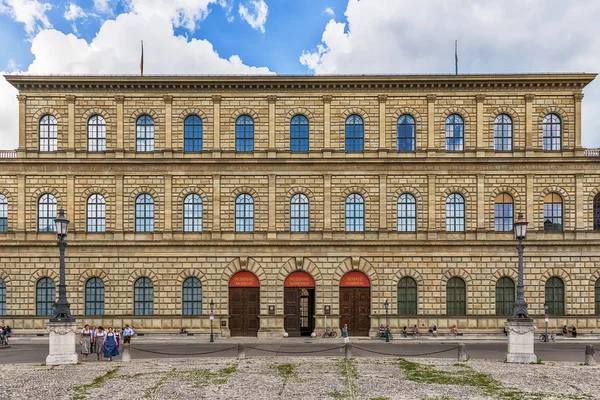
[
  {"xmin": 80, "ymin": 324, "xmax": 92, "ymax": 361},
  {"xmin": 103, "ymin": 327, "xmax": 120, "ymax": 361}
]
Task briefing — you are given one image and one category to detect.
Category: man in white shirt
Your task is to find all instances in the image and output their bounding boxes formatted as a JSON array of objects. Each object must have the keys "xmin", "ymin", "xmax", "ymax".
[{"xmin": 123, "ymin": 324, "xmax": 134, "ymax": 344}]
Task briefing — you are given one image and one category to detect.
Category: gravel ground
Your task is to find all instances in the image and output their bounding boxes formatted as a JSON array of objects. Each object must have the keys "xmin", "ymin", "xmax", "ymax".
[{"xmin": 0, "ymin": 356, "xmax": 598, "ymax": 400}]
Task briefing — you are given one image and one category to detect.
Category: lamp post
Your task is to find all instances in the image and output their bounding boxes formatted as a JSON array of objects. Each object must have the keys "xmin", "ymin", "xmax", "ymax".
[
  {"xmin": 384, "ymin": 299, "xmax": 389, "ymax": 343},
  {"xmin": 512, "ymin": 213, "xmax": 529, "ymax": 319},
  {"xmin": 544, "ymin": 303, "xmax": 549, "ymax": 342},
  {"xmin": 209, "ymin": 299, "xmax": 214, "ymax": 343},
  {"xmin": 51, "ymin": 208, "xmax": 74, "ymax": 323}
]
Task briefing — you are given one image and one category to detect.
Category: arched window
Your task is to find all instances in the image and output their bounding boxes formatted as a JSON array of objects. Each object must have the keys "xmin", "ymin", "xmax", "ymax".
[
  {"xmin": 446, "ymin": 277, "xmax": 466, "ymax": 316},
  {"xmin": 182, "ymin": 277, "xmax": 202, "ymax": 316},
  {"xmin": 38, "ymin": 193, "xmax": 57, "ymax": 232},
  {"xmin": 236, "ymin": 115, "xmax": 254, "ymax": 152},
  {"xmin": 545, "ymin": 277, "xmax": 565, "ymax": 316},
  {"xmin": 136, "ymin": 115, "xmax": 155, "ymax": 152},
  {"xmin": 0, "ymin": 194, "xmax": 7, "ymax": 233},
  {"xmin": 593, "ymin": 193, "xmax": 600, "ymax": 232},
  {"xmin": 544, "ymin": 193, "xmax": 563, "ymax": 232},
  {"xmin": 39, "ymin": 115, "xmax": 58, "ymax": 152},
  {"xmin": 543, "ymin": 113, "xmax": 561, "ymax": 151},
  {"xmin": 494, "ymin": 114, "xmax": 512, "ymax": 151},
  {"xmin": 446, "ymin": 193, "xmax": 465, "ymax": 232},
  {"xmin": 345, "ymin": 193, "xmax": 365, "ymax": 232},
  {"xmin": 0, "ymin": 278, "xmax": 5, "ymax": 316},
  {"xmin": 290, "ymin": 193, "xmax": 309, "ymax": 232},
  {"xmin": 345, "ymin": 115, "xmax": 364, "ymax": 152},
  {"xmin": 397, "ymin": 114, "xmax": 416, "ymax": 151},
  {"xmin": 494, "ymin": 193, "xmax": 514, "ymax": 232},
  {"xmin": 290, "ymin": 115, "xmax": 309, "ymax": 152},
  {"xmin": 87, "ymin": 194, "xmax": 106, "ymax": 233},
  {"xmin": 183, "ymin": 193, "xmax": 203, "ymax": 232},
  {"xmin": 235, "ymin": 194, "xmax": 254, "ymax": 232},
  {"xmin": 397, "ymin": 193, "xmax": 416, "ymax": 232},
  {"xmin": 135, "ymin": 194, "xmax": 154, "ymax": 233},
  {"xmin": 445, "ymin": 114, "xmax": 464, "ymax": 151},
  {"xmin": 85, "ymin": 277, "xmax": 105, "ymax": 316},
  {"xmin": 397, "ymin": 277, "xmax": 417, "ymax": 316},
  {"xmin": 87, "ymin": 115, "xmax": 106, "ymax": 152},
  {"xmin": 595, "ymin": 278, "xmax": 600, "ymax": 316},
  {"xmin": 36, "ymin": 277, "xmax": 55, "ymax": 316},
  {"xmin": 184, "ymin": 115, "xmax": 203, "ymax": 152},
  {"xmin": 134, "ymin": 277, "xmax": 153, "ymax": 316},
  {"xmin": 495, "ymin": 277, "xmax": 515, "ymax": 316}
]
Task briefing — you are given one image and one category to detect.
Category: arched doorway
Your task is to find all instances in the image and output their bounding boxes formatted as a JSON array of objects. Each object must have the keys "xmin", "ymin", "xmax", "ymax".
[
  {"xmin": 229, "ymin": 271, "xmax": 260, "ymax": 337},
  {"xmin": 339, "ymin": 271, "xmax": 370, "ymax": 336},
  {"xmin": 284, "ymin": 271, "xmax": 315, "ymax": 337}
]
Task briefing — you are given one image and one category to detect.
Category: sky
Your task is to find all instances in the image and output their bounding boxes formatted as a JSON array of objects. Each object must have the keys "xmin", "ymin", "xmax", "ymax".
[{"xmin": 0, "ymin": 0, "xmax": 599, "ymax": 150}]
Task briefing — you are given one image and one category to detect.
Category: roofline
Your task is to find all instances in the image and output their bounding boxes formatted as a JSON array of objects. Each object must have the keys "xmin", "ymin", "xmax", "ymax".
[{"xmin": 5, "ymin": 73, "xmax": 597, "ymax": 91}]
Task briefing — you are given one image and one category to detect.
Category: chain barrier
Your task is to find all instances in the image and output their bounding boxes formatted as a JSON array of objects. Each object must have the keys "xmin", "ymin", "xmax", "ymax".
[
  {"xmin": 245, "ymin": 345, "xmax": 346, "ymax": 354},
  {"xmin": 351, "ymin": 344, "xmax": 460, "ymax": 357},
  {"xmin": 129, "ymin": 343, "xmax": 459, "ymax": 358},
  {"xmin": 129, "ymin": 345, "xmax": 238, "ymax": 356}
]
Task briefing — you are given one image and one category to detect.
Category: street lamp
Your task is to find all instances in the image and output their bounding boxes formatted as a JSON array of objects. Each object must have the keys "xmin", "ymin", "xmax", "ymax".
[
  {"xmin": 209, "ymin": 299, "xmax": 214, "ymax": 343},
  {"xmin": 51, "ymin": 208, "xmax": 75, "ymax": 322},
  {"xmin": 384, "ymin": 299, "xmax": 390, "ymax": 343},
  {"xmin": 512, "ymin": 213, "xmax": 530, "ymax": 319},
  {"xmin": 544, "ymin": 303, "xmax": 549, "ymax": 342}
]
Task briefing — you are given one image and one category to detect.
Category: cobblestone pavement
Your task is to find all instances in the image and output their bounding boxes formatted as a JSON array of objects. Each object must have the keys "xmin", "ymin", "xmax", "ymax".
[{"xmin": 0, "ymin": 356, "xmax": 598, "ymax": 400}]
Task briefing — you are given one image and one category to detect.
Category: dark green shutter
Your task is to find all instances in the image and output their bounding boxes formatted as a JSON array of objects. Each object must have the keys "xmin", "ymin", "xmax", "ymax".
[
  {"xmin": 397, "ymin": 277, "xmax": 417, "ymax": 316},
  {"xmin": 545, "ymin": 277, "xmax": 565, "ymax": 316},
  {"xmin": 447, "ymin": 277, "xmax": 466, "ymax": 316},
  {"xmin": 495, "ymin": 277, "xmax": 515, "ymax": 316}
]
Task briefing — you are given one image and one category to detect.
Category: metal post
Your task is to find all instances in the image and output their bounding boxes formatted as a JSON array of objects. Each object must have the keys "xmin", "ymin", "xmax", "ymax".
[
  {"xmin": 511, "ymin": 238, "xmax": 529, "ymax": 319},
  {"xmin": 458, "ymin": 343, "xmax": 467, "ymax": 362},
  {"xmin": 51, "ymin": 236, "xmax": 74, "ymax": 322},
  {"xmin": 544, "ymin": 304, "xmax": 549, "ymax": 342},
  {"xmin": 384, "ymin": 299, "xmax": 389, "ymax": 343},
  {"xmin": 210, "ymin": 299, "xmax": 214, "ymax": 343},
  {"xmin": 585, "ymin": 345, "xmax": 595, "ymax": 366}
]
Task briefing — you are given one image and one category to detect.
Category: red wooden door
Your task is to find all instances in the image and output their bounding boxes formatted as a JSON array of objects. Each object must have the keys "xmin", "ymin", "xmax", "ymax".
[
  {"xmin": 284, "ymin": 288, "xmax": 300, "ymax": 337},
  {"xmin": 339, "ymin": 287, "xmax": 370, "ymax": 336},
  {"xmin": 229, "ymin": 287, "xmax": 260, "ymax": 337}
]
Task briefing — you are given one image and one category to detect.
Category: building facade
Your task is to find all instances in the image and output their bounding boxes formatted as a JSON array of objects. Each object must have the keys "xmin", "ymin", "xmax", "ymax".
[{"xmin": 1, "ymin": 73, "xmax": 599, "ymax": 337}]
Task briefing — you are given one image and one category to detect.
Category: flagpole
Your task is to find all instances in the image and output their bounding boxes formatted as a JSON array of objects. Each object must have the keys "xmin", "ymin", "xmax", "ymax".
[
  {"xmin": 455, "ymin": 40, "xmax": 458, "ymax": 75},
  {"xmin": 140, "ymin": 40, "xmax": 144, "ymax": 77}
]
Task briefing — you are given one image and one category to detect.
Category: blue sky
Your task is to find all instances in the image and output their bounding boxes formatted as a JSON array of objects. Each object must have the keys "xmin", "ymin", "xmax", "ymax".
[{"xmin": 1, "ymin": 0, "xmax": 600, "ymax": 149}]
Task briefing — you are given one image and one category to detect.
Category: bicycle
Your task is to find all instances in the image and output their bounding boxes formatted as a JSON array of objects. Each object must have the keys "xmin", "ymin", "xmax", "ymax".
[
  {"xmin": 322, "ymin": 328, "xmax": 337, "ymax": 338},
  {"xmin": 539, "ymin": 333, "xmax": 555, "ymax": 342}
]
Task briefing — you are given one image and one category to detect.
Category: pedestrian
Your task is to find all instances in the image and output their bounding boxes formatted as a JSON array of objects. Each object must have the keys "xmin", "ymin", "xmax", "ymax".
[
  {"xmin": 103, "ymin": 327, "xmax": 120, "ymax": 361},
  {"xmin": 123, "ymin": 324, "xmax": 134, "ymax": 344},
  {"xmin": 563, "ymin": 325, "xmax": 569, "ymax": 337},
  {"xmin": 429, "ymin": 325, "xmax": 437, "ymax": 337},
  {"xmin": 90, "ymin": 325, "xmax": 96, "ymax": 354},
  {"xmin": 412, "ymin": 325, "xmax": 419, "ymax": 337},
  {"xmin": 80, "ymin": 324, "xmax": 92, "ymax": 361},
  {"xmin": 95, "ymin": 326, "xmax": 106, "ymax": 361},
  {"xmin": 341, "ymin": 324, "xmax": 350, "ymax": 344},
  {"xmin": 114, "ymin": 328, "xmax": 121, "ymax": 349},
  {"xmin": 402, "ymin": 326, "xmax": 407, "ymax": 338},
  {"xmin": 451, "ymin": 325, "xmax": 458, "ymax": 336},
  {"xmin": 572, "ymin": 325, "xmax": 577, "ymax": 338}
]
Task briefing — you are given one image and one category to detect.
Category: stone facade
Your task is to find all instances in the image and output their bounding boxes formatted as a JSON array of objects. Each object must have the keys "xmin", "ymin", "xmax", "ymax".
[{"xmin": 1, "ymin": 74, "xmax": 599, "ymax": 336}]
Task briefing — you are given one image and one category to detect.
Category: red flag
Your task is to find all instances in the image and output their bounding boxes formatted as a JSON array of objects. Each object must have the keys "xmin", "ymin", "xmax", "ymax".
[{"xmin": 140, "ymin": 40, "xmax": 144, "ymax": 76}]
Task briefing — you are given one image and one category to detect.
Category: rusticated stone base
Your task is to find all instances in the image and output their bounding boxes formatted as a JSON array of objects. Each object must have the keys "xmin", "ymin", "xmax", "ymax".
[
  {"xmin": 46, "ymin": 321, "xmax": 79, "ymax": 366},
  {"xmin": 505, "ymin": 319, "xmax": 537, "ymax": 364}
]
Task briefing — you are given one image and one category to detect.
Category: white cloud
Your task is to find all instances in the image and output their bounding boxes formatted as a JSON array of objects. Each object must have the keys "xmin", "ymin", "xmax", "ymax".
[
  {"xmin": 323, "ymin": 7, "xmax": 334, "ymax": 17},
  {"xmin": 0, "ymin": 74, "xmax": 18, "ymax": 150},
  {"xmin": 93, "ymin": 0, "xmax": 111, "ymax": 14},
  {"xmin": 0, "ymin": 7, "xmax": 272, "ymax": 150},
  {"xmin": 0, "ymin": 0, "xmax": 52, "ymax": 35},
  {"xmin": 126, "ymin": 0, "xmax": 221, "ymax": 31},
  {"xmin": 238, "ymin": 0, "xmax": 268, "ymax": 33},
  {"xmin": 300, "ymin": 0, "xmax": 600, "ymax": 148},
  {"xmin": 64, "ymin": 3, "xmax": 86, "ymax": 21}
]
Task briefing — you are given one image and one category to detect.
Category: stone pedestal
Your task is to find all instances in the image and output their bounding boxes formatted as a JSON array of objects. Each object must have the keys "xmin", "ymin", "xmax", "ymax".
[
  {"xmin": 505, "ymin": 319, "xmax": 537, "ymax": 364},
  {"xmin": 46, "ymin": 321, "xmax": 79, "ymax": 366}
]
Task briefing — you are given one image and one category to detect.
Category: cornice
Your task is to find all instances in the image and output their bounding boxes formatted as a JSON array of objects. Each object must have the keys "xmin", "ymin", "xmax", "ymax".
[{"xmin": 4, "ymin": 73, "xmax": 597, "ymax": 93}]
